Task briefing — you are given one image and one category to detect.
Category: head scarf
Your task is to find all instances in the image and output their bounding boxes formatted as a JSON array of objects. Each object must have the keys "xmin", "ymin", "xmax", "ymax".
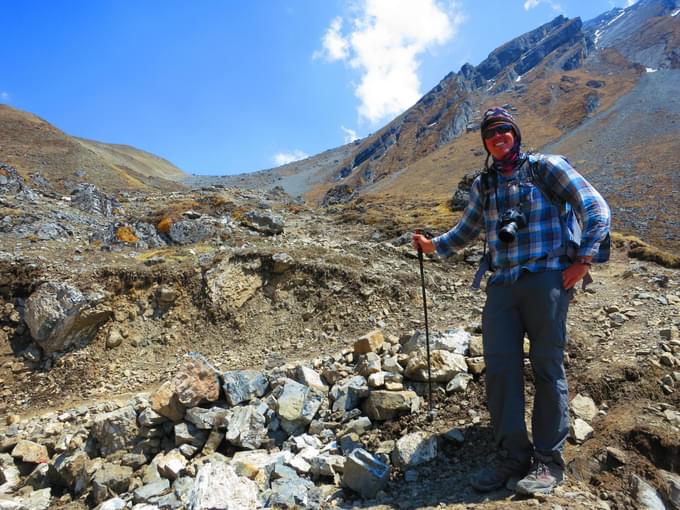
[{"xmin": 480, "ymin": 107, "xmax": 522, "ymax": 172}]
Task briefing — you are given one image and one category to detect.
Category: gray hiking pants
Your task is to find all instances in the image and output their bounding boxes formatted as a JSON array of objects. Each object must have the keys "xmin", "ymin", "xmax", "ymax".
[{"xmin": 482, "ymin": 270, "xmax": 570, "ymax": 465}]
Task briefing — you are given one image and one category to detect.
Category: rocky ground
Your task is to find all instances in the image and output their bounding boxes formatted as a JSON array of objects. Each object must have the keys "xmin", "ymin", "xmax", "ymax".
[{"xmin": 0, "ymin": 165, "xmax": 679, "ymax": 509}]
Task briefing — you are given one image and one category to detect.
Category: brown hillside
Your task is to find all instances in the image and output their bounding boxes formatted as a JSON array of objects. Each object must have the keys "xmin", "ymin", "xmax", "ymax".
[{"xmin": 0, "ymin": 104, "xmax": 187, "ymax": 193}]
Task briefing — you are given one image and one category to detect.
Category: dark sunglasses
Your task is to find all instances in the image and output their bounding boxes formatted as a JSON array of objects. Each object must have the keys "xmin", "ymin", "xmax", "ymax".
[{"xmin": 482, "ymin": 124, "xmax": 514, "ymax": 139}]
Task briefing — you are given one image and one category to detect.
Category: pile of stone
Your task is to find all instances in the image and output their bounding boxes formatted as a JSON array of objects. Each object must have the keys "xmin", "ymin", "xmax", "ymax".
[
  {"xmin": 0, "ymin": 328, "xmax": 479, "ymax": 509},
  {"xmin": 0, "ymin": 163, "xmax": 24, "ymax": 194},
  {"xmin": 70, "ymin": 184, "xmax": 120, "ymax": 218}
]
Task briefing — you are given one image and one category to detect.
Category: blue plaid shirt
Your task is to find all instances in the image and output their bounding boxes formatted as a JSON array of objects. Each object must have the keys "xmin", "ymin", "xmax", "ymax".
[{"xmin": 433, "ymin": 154, "xmax": 611, "ymax": 287}]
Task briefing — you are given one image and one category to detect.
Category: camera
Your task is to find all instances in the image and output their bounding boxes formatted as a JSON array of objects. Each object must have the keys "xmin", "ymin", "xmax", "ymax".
[{"xmin": 498, "ymin": 207, "xmax": 528, "ymax": 243}]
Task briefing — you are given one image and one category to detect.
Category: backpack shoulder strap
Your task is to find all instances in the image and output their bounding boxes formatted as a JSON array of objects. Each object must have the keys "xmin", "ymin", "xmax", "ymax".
[
  {"xmin": 527, "ymin": 154, "xmax": 562, "ymax": 207},
  {"xmin": 479, "ymin": 170, "xmax": 497, "ymax": 211}
]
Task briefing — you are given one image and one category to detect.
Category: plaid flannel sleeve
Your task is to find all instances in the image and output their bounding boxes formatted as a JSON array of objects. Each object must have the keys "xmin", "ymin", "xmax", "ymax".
[
  {"xmin": 542, "ymin": 156, "xmax": 611, "ymax": 257},
  {"xmin": 432, "ymin": 176, "xmax": 484, "ymax": 257}
]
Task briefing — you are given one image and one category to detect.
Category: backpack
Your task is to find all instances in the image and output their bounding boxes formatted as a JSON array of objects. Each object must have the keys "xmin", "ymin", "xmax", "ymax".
[{"xmin": 472, "ymin": 154, "xmax": 610, "ymax": 288}]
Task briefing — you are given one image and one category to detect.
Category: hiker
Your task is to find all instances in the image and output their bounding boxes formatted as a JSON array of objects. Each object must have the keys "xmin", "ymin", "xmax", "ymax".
[{"xmin": 412, "ymin": 107, "xmax": 610, "ymax": 496}]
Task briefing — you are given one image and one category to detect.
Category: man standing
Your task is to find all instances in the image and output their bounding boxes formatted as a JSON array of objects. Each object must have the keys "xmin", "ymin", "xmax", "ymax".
[{"xmin": 412, "ymin": 107, "xmax": 610, "ymax": 496}]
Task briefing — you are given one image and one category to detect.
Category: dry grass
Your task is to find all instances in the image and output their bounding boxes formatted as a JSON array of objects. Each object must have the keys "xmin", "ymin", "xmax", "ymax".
[
  {"xmin": 333, "ymin": 196, "xmax": 458, "ymax": 239},
  {"xmin": 115, "ymin": 226, "xmax": 139, "ymax": 244},
  {"xmin": 611, "ymin": 232, "xmax": 680, "ymax": 268},
  {"xmin": 142, "ymin": 194, "xmax": 237, "ymax": 226}
]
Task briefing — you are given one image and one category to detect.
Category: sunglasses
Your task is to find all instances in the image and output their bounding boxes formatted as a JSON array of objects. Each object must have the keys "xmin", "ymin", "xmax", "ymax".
[{"xmin": 482, "ymin": 124, "xmax": 514, "ymax": 139}]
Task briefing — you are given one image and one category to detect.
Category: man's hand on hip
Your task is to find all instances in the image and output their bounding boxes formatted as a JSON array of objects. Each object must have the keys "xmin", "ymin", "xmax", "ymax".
[{"xmin": 562, "ymin": 257, "xmax": 592, "ymax": 289}]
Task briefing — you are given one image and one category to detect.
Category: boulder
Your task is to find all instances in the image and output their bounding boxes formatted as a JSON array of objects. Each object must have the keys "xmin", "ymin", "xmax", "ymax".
[
  {"xmin": 571, "ymin": 394, "xmax": 598, "ymax": 422},
  {"xmin": 11, "ymin": 440, "xmax": 48, "ymax": 464},
  {"xmin": 188, "ymin": 461, "xmax": 260, "ymax": 510},
  {"xmin": 150, "ymin": 381, "xmax": 186, "ymax": 422},
  {"xmin": 276, "ymin": 379, "xmax": 324, "ymax": 434},
  {"xmin": 70, "ymin": 183, "xmax": 117, "ymax": 217},
  {"xmin": 185, "ymin": 406, "xmax": 231, "ymax": 430},
  {"xmin": 353, "ymin": 330, "xmax": 384, "ymax": 354},
  {"xmin": 151, "ymin": 353, "xmax": 220, "ymax": 421},
  {"xmin": 295, "ymin": 366, "xmax": 327, "ymax": 392},
  {"xmin": 330, "ymin": 375, "xmax": 369, "ymax": 413},
  {"xmin": 168, "ymin": 218, "xmax": 216, "ymax": 245},
  {"xmin": 91, "ymin": 463, "xmax": 133, "ymax": 505},
  {"xmin": 446, "ymin": 373, "xmax": 474, "ymax": 393},
  {"xmin": 0, "ymin": 453, "xmax": 21, "ymax": 494},
  {"xmin": 175, "ymin": 353, "xmax": 221, "ymax": 408},
  {"xmin": 271, "ymin": 252, "xmax": 294, "ymax": 273},
  {"xmin": 241, "ymin": 210, "xmax": 284, "ymax": 235},
  {"xmin": 405, "ymin": 350, "xmax": 468, "ymax": 382},
  {"xmin": 174, "ymin": 422, "xmax": 209, "ymax": 449},
  {"xmin": 631, "ymin": 474, "xmax": 666, "ymax": 510},
  {"xmin": 322, "ymin": 184, "xmax": 356, "ymax": 206},
  {"xmin": 90, "ymin": 406, "xmax": 139, "ymax": 457},
  {"xmin": 659, "ymin": 469, "xmax": 680, "ymax": 510},
  {"xmin": 401, "ymin": 328, "xmax": 472, "ymax": 355},
  {"xmin": 133, "ymin": 479, "xmax": 171, "ymax": 505},
  {"xmin": 341, "ymin": 449, "xmax": 390, "ymax": 499},
  {"xmin": 225, "ymin": 406, "xmax": 267, "ymax": 450},
  {"xmin": 356, "ymin": 353, "xmax": 381, "ymax": 377},
  {"xmin": 392, "ymin": 432, "xmax": 438, "ymax": 467},
  {"xmin": 0, "ymin": 164, "xmax": 24, "ymax": 194},
  {"xmin": 51, "ymin": 450, "xmax": 90, "ymax": 494},
  {"xmin": 24, "ymin": 282, "xmax": 111, "ymax": 354},
  {"xmin": 268, "ymin": 475, "xmax": 314, "ymax": 508},
  {"xmin": 362, "ymin": 390, "xmax": 420, "ymax": 421},
  {"xmin": 570, "ymin": 418, "xmax": 594, "ymax": 444},
  {"xmin": 156, "ymin": 450, "xmax": 188, "ymax": 480},
  {"xmin": 221, "ymin": 370, "xmax": 269, "ymax": 406}
]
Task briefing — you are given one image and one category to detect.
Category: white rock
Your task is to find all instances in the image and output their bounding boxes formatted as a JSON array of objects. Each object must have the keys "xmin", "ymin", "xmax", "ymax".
[
  {"xmin": 188, "ymin": 461, "xmax": 260, "ymax": 510},
  {"xmin": 288, "ymin": 455, "xmax": 312, "ymax": 474},
  {"xmin": 570, "ymin": 418, "xmax": 594, "ymax": 444},
  {"xmin": 570, "ymin": 394, "xmax": 598, "ymax": 422},
  {"xmin": 631, "ymin": 475, "xmax": 665, "ymax": 510},
  {"xmin": 401, "ymin": 328, "xmax": 471, "ymax": 355},
  {"xmin": 405, "ymin": 349, "xmax": 467, "ymax": 382},
  {"xmin": 446, "ymin": 373, "xmax": 473, "ymax": 393},
  {"xmin": 391, "ymin": 431, "xmax": 437, "ymax": 467},
  {"xmin": 367, "ymin": 372, "xmax": 385, "ymax": 388}
]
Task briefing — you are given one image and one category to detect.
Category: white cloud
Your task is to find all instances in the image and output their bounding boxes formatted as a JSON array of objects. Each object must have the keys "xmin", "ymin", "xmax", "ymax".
[
  {"xmin": 0, "ymin": 92, "xmax": 9, "ymax": 102},
  {"xmin": 626, "ymin": 0, "xmax": 637, "ymax": 6},
  {"xmin": 314, "ymin": 17, "xmax": 349, "ymax": 61},
  {"xmin": 316, "ymin": 0, "xmax": 465, "ymax": 125},
  {"xmin": 272, "ymin": 150, "xmax": 309, "ymax": 166},
  {"xmin": 524, "ymin": 0, "xmax": 562, "ymax": 11},
  {"xmin": 341, "ymin": 126, "xmax": 359, "ymax": 143}
]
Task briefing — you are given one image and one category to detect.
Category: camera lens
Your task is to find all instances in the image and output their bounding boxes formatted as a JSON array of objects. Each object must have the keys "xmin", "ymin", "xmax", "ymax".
[{"xmin": 499, "ymin": 223, "xmax": 518, "ymax": 243}]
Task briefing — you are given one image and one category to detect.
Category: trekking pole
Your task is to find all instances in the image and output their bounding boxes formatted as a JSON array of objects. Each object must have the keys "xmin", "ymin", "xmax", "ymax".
[{"xmin": 415, "ymin": 229, "xmax": 435, "ymax": 422}]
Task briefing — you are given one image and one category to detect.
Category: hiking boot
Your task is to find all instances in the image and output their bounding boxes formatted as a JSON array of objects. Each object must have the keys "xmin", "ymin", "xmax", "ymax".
[
  {"xmin": 470, "ymin": 458, "xmax": 531, "ymax": 492},
  {"xmin": 515, "ymin": 460, "xmax": 564, "ymax": 496}
]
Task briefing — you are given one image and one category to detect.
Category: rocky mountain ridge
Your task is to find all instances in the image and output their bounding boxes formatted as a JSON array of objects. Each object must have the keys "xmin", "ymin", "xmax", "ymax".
[
  {"xmin": 194, "ymin": 0, "xmax": 679, "ymax": 253},
  {"xmin": 0, "ymin": 105, "xmax": 187, "ymax": 195}
]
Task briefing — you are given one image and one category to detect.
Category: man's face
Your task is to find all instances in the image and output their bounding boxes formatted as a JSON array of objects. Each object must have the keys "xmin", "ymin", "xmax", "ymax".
[{"xmin": 483, "ymin": 124, "xmax": 516, "ymax": 160}]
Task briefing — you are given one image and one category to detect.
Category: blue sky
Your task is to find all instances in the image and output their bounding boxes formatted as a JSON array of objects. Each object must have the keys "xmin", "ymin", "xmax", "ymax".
[{"xmin": 0, "ymin": 0, "xmax": 637, "ymax": 176}]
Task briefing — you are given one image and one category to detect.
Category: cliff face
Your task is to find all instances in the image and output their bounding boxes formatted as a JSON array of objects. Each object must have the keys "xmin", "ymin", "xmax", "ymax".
[
  {"xmin": 200, "ymin": 0, "xmax": 679, "ymax": 225},
  {"xmin": 330, "ymin": 14, "xmax": 591, "ymax": 189},
  {"xmin": 584, "ymin": 0, "xmax": 679, "ymax": 69},
  {"xmin": 477, "ymin": 16, "xmax": 585, "ymax": 80}
]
